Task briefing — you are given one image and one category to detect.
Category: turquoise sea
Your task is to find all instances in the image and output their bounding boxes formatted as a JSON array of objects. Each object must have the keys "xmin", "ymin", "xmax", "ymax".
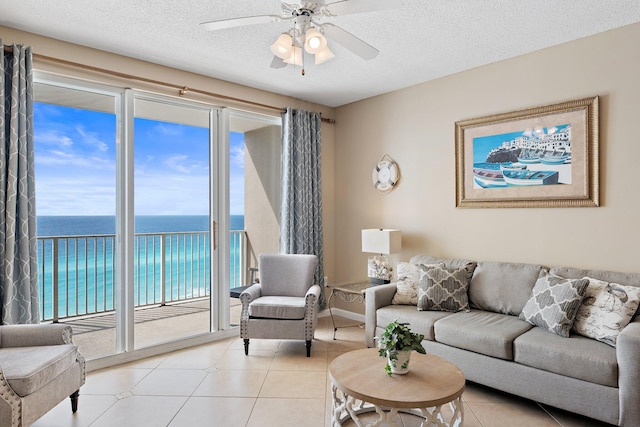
[{"xmin": 36, "ymin": 215, "xmax": 244, "ymax": 321}]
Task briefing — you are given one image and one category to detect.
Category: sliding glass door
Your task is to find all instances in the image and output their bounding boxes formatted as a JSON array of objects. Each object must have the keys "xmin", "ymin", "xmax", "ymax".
[
  {"xmin": 132, "ymin": 94, "xmax": 217, "ymax": 348},
  {"xmin": 32, "ymin": 73, "xmax": 281, "ymax": 361}
]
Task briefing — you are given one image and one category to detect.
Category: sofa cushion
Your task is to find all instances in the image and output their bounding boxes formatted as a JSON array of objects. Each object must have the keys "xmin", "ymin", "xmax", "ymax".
[
  {"xmin": 248, "ymin": 296, "xmax": 306, "ymax": 319},
  {"xmin": 469, "ymin": 262, "xmax": 546, "ymax": 316},
  {"xmin": 0, "ymin": 344, "xmax": 78, "ymax": 396},
  {"xmin": 410, "ymin": 255, "xmax": 477, "ymax": 285},
  {"xmin": 417, "ymin": 264, "xmax": 470, "ymax": 312},
  {"xmin": 514, "ymin": 327, "xmax": 618, "ymax": 387},
  {"xmin": 519, "ymin": 274, "xmax": 589, "ymax": 337},
  {"xmin": 376, "ymin": 305, "xmax": 452, "ymax": 341},
  {"xmin": 572, "ymin": 277, "xmax": 640, "ymax": 347},
  {"xmin": 434, "ymin": 310, "xmax": 532, "ymax": 360}
]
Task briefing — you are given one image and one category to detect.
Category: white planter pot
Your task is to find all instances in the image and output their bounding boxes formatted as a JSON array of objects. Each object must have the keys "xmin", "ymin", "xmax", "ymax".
[{"xmin": 388, "ymin": 350, "xmax": 412, "ymax": 375}]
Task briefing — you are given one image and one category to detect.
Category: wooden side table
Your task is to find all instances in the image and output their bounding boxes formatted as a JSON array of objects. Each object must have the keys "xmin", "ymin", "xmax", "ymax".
[
  {"xmin": 326, "ymin": 281, "xmax": 370, "ymax": 340},
  {"xmin": 329, "ymin": 348, "xmax": 465, "ymax": 427}
]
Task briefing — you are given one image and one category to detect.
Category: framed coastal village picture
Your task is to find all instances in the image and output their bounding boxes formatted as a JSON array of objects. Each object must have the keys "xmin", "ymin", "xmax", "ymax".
[{"xmin": 455, "ymin": 96, "xmax": 599, "ymax": 208}]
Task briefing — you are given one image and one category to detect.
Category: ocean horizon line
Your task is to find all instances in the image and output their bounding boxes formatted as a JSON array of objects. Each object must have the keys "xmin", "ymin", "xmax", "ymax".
[{"xmin": 37, "ymin": 214, "xmax": 244, "ymax": 237}]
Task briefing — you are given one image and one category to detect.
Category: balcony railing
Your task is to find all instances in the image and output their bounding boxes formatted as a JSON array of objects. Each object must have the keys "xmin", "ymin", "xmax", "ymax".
[{"xmin": 37, "ymin": 230, "xmax": 247, "ymax": 322}]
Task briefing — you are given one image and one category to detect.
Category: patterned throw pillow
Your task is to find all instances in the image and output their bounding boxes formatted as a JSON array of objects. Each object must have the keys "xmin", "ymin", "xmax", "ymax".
[
  {"xmin": 519, "ymin": 274, "xmax": 589, "ymax": 337},
  {"xmin": 391, "ymin": 262, "xmax": 421, "ymax": 305},
  {"xmin": 417, "ymin": 264, "xmax": 470, "ymax": 312},
  {"xmin": 572, "ymin": 277, "xmax": 640, "ymax": 347},
  {"xmin": 392, "ymin": 263, "xmax": 442, "ymax": 305}
]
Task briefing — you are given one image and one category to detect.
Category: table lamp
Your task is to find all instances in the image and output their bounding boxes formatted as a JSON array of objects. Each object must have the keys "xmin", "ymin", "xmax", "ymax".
[{"xmin": 361, "ymin": 229, "xmax": 401, "ymax": 285}]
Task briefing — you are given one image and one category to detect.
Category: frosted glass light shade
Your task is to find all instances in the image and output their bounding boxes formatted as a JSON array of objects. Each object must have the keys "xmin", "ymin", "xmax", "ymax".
[
  {"xmin": 283, "ymin": 46, "xmax": 303, "ymax": 66},
  {"xmin": 304, "ymin": 28, "xmax": 327, "ymax": 54},
  {"xmin": 270, "ymin": 33, "xmax": 293, "ymax": 59},
  {"xmin": 361, "ymin": 229, "xmax": 401, "ymax": 254},
  {"xmin": 314, "ymin": 46, "xmax": 334, "ymax": 64}
]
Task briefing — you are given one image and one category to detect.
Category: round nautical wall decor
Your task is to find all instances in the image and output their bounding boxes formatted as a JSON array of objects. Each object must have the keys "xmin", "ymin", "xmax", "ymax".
[{"xmin": 372, "ymin": 154, "xmax": 400, "ymax": 193}]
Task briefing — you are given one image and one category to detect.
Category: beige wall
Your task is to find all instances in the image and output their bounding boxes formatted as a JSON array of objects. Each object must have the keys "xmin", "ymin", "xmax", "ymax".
[
  {"xmin": 334, "ymin": 22, "xmax": 640, "ymax": 289},
  {"xmin": 245, "ymin": 125, "xmax": 282, "ymax": 270}
]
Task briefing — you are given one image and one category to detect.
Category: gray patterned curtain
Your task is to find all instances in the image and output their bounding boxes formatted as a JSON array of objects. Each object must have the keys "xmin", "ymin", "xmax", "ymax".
[
  {"xmin": 281, "ymin": 107, "xmax": 325, "ymax": 308},
  {"xmin": 0, "ymin": 42, "xmax": 39, "ymax": 324}
]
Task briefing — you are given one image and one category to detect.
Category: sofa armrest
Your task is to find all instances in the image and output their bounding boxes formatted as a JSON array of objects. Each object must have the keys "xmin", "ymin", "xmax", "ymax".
[
  {"xmin": 240, "ymin": 283, "xmax": 262, "ymax": 305},
  {"xmin": 305, "ymin": 284, "xmax": 321, "ymax": 302},
  {"xmin": 617, "ymin": 318, "xmax": 640, "ymax": 426},
  {"xmin": 364, "ymin": 283, "xmax": 397, "ymax": 348},
  {"xmin": 239, "ymin": 283, "xmax": 262, "ymax": 322},
  {"xmin": 0, "ymin": 324, "xmax": 73, "ymax": 347}
]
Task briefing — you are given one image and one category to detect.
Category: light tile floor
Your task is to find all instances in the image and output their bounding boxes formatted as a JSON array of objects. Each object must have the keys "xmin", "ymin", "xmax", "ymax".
[{"xmin": 34, "ymin": 316, "xmax": 614, "ymax": 427}]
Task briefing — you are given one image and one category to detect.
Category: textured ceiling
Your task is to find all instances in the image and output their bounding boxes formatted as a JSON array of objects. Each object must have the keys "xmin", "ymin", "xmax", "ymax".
[{"xmin": 2, "ymin": 0, "xmax": 640, "ymax": 107}]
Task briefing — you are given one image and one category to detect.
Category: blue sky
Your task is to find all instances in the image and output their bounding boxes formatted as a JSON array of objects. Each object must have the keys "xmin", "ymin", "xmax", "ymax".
[{"xmin": 34, "ymin": 102, "xmax": 245, "ymax": 216}]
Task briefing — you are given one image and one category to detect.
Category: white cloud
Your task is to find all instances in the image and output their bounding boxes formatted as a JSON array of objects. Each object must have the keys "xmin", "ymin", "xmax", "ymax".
[
  {"xmin": 135, "ymin": 172, "xmax": 209, "ymax": 215},
  {"xmin": 163, "ymin": 154, "xmax": 191, "ymax": 174},
  {"xmin": 153, "ymin": 123, "xmax": 182, "ymax": 136},
  {"xmin": 35, "ymin": 150, "xmax": 114, "ymax": 169},
  {"xmin": 76, "ymin": 125, "xmax": 109, "ymax": 152},
  {"xmin": 35, "ymin": 130, "xmax": 74, "ymax": 147},
  {"xmin": 36, "ymin": 176, "xmax": 116, "ymax": 215},
  {"xmin": 230, "ymin": 144, "xmax": 245, "ymax": 169}
]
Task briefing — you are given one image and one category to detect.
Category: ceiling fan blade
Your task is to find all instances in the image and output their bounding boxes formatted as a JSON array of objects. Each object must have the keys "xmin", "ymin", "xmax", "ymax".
[
  {"xmin": 321, "ymin": 23, "xmax": 379, "ymax": 60},
  {"xmin": 200, "ymin": 15, "xmax": 282, "ymax": 31},
  {"xmin": 270, "ymin": 56, "xmax": 287, "ymax": 69},
  {"xmin": 324, "ymin": 0, "xmax": 398, "ymax": 16}
]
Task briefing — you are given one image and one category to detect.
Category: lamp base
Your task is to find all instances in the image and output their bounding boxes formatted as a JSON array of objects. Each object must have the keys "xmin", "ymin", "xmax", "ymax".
[{"xmin": 367, "ymin": 256, "xmax": 392, "ymax": 285}]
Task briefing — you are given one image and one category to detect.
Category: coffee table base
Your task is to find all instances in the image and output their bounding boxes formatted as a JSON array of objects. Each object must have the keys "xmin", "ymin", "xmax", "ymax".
[{"xmin": 331, "ymin": 385, "xmax": 463, "ymax": 427}]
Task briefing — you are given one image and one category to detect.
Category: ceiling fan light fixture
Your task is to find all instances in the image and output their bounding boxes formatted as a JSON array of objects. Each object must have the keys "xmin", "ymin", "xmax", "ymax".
[
  {"xmin": 283, "ymin": 45, "xmax": 303, "ymax": 66},
  {"xmin": 304, "ymin": 28, "xmax": 327, "ymax": 54},
  {"xmin": 270, "ymin": 33, "xmax": 293, "ymax": 59},
  {"xmin": 314, "ymin": 46, "xmax": 334, "ymax": 64}
]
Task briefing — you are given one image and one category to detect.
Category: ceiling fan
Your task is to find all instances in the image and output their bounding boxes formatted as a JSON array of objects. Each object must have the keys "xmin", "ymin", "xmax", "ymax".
[{"xmin": 200, "ymin": 0, "xmax": 397, "ymax": 75}]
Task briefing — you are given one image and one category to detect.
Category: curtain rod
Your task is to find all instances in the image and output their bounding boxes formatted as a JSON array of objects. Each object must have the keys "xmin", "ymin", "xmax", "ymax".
[{"xmin": 3, "ymin": 45, "xmax": 335, "ymax": 124}]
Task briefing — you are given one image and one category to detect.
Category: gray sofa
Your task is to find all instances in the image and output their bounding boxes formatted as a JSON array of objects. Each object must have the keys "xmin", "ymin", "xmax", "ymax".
[{"xmin": 365, "ymin": 255, "xmax": 640, "ymax": 426}]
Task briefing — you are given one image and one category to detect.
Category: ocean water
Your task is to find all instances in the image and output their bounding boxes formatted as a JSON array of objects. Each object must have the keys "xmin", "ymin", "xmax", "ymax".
[{"xmin": 36, "ymin": 215, "xmax": 244, "ymax": 321}]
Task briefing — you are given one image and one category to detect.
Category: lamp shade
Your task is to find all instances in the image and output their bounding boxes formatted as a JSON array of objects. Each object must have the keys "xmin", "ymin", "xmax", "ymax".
[
  {"xmin": 361, "ymin": 229, "xmax": 401, "ymax": 255},
  {"xmin": 304, "ymin": 28, "xmax": 327, "ymax": 54},
  {"xmin": 283, "ymin": 45, "xmax": 303, "ymax": 66},
  {"xmin": 270, "ymin": 33, "xmax": 293, "ymax": 59},
  {"xmin": 314, "ymin": 46, "xmax": 334, "ymax": 64}
]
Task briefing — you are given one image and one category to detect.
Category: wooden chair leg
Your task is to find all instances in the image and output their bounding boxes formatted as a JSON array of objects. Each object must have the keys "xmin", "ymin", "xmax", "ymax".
[
  {"xmin": 244, "ymin": 339, "xmax": 249, "ymax": 355},
  {"xmin": 306, "ymin": 340, "xmax": 311, "ymax": 357},
  {"xmin": 70, "ymin": 390, "xmax": 80, "ymax": 413}
]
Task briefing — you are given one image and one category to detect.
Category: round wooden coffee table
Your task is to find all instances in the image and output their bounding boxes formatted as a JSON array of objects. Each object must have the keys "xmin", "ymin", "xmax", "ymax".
[{"xmin": 329, "ymin": 348, "xmax": 465, "ymax": 427}]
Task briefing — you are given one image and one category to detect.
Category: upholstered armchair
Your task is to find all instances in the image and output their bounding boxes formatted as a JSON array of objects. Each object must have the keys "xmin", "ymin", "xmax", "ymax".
[
  {"xmin": 0, "ymin": 324, "xmax": 86, "ymax": 426},
  {"xmin": 240, "ymin": 254, "xmax": 320, "ymax": 357}
]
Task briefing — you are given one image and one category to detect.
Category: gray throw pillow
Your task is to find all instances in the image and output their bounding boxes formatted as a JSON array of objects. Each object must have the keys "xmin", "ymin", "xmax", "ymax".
[
  {"xmin": 519, "ymin": 274, "xmax": 589, "ymax": 337},
  {"xmin": 417, "ymin": 264, "xmax": 470, "ymax": 312}
]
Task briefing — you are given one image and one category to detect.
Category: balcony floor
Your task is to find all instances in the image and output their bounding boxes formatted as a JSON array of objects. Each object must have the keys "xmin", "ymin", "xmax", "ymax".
[{"xmin": 64, "ymin": 298, "xmax": 242, "ymax": 359}]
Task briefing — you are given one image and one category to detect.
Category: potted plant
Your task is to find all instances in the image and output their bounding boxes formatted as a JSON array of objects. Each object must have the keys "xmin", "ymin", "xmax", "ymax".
[{"xmin": 377, "ymin": 320, "xmax": 426, "ymax": 376}]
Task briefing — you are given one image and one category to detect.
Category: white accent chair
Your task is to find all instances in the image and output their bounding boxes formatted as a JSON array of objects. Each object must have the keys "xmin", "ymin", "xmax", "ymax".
[
  {"xmin": 0, "ymin": 324, "xmax": 85, "ymax": 426},
  {"xmin": 240, "ymin": 254, "xmax": 320, "ymax": 357}
]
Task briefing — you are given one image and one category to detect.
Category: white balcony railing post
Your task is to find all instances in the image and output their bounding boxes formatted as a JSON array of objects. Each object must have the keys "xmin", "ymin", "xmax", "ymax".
[
  {"xmin": 160, "ymin": 235, "xmax": 166, "ymax": 305},
  {"xmin": 52, "ymin": 237, "xmax": 59, "ymax": 323}
]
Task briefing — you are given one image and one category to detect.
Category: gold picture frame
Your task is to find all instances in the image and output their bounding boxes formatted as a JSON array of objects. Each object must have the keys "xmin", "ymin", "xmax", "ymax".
[{"xmin": 455, "ymin": 96, "xmax": 599, "ymax": 208}]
